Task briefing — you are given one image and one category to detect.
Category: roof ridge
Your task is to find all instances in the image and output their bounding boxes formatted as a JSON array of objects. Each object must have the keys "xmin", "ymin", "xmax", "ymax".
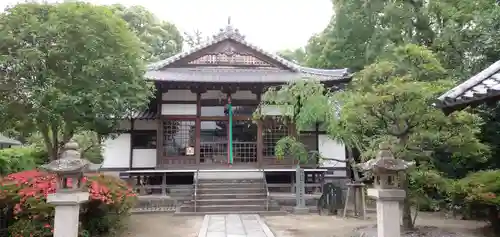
[{"xmin": 147, "ymin": 24, "xmax": 308, "ymax": 72}]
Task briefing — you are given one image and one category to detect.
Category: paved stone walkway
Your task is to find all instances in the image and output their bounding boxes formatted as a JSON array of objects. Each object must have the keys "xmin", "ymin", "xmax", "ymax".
[{"xmin": 198, "ymin": 214, "xmax": 275, "ymax": 237}]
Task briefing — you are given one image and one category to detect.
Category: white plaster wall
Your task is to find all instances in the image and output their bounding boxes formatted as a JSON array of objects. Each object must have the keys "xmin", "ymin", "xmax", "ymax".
[
  {"xmin": 162, "ymin": 90, "xmax": 196, "ymax": 101},
  {"xmin": 102, "ymin": 120, "xmax": 158, "ymax": 169},
  {"xmin": 261, "ymin": 105, "xmax": 292, "ymax": 116},
  {"xmin": 231, "ymin": 90, "xmax": 256, "ymax": 100},
  {"xmin": 132, "ymin": 149, "xmax": 156, "ymax": 168},
  {"xmin": 102, "ymin": 134, "xmax": 130, "ymax": 169},
  {"xmin": 201, "ymin": 106, "xmax": 225, "ymax": 116},
  {"xmin": 134, "ymin": 119, "xmax": 157, "ymax": 130},
  {"xmin": 201, "ymin": 121, "xmax": 218, "ymax": 130},
  {"xmin": 202, "ymin": 90, "xmax": 226, "ymax": 99},
  {"xmin": 318, "ymin": 134, "xmax": 346, "ymax": 168},
  {"xmin": 161, "ymin": 104, "xmax": 197, "ymax": 115}
]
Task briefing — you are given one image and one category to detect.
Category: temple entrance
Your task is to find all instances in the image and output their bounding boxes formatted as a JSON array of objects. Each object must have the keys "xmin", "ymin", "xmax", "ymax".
[{"xmin": 199, "ymin": 97, "xmax": 258, "ymax": 166}]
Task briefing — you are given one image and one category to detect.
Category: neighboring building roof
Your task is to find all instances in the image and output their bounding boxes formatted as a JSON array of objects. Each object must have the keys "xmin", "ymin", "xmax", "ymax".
[
  {"xmin": 146, "ymin": 24, "xmax": 350, "ymax": 83},
  {"xmin": 436, "ymin": 60, "xmax": 500, "ymax": 111},
  {"xmin": 0, "ymin": 134, "xmax": 21, "ymax": 145}
]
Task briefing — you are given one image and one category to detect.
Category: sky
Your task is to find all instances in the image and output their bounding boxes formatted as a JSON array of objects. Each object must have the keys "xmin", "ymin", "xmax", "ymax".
[{"xmin": 1, "ymin": 0, "xmax": 333, "ymax": 52}]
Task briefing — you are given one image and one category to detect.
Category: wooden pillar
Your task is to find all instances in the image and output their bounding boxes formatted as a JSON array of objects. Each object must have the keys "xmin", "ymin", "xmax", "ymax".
[
  {"xmin": 161, "ymin": 172, "xmax": 167, "ymax": 196},
  {"xmin": 195, "ymin": 92, "xmax": 201, "ymax": 165},
  {"xmin": 128, "ymin": 118, "xmax": 134, "ymax": 170},
  {"xmin": 256, "ymin": 92, "xmax": 263, "ymax": 168},
  {"xmin": 156, "ymin": 85, "xmax": 165, "ymax": 168}
]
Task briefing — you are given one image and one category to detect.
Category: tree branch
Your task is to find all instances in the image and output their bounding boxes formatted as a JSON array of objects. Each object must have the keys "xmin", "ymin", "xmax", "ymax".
[{"xmin": 322, "ymin": 157, "xmax": 348, "ymax": 163}]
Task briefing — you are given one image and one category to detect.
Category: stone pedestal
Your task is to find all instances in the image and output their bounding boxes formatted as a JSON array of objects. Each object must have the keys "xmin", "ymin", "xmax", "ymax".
[
  {"xmin": 367, "ymin": 188, "xmax": 406, "ymax": 237},
  {"xmin": 48, "ymin": 192, "xmax": 89, "ymax": 237},
  {"xmin": 293, "ymin": 166, "xmax": 309, "ymax": 214}
]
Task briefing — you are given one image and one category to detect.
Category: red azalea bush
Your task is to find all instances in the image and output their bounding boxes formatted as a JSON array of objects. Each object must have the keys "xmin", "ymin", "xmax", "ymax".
[{"xmin": 0, "ymin": 170, "xmax": 137, "ymax": 237}]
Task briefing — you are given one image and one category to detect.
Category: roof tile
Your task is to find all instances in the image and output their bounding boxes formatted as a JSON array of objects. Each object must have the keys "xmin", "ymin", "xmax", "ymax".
[{"xmin": 436, "ymin": 60, "xmax": 500, "ymax": 109}]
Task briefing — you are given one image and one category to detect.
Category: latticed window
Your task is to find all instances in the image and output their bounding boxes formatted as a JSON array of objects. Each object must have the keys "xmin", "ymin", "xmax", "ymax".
[
  {"xmin": 199, "ymin": 121, "xmax": 227, "ymax": 163},
  {"xmin": 162, "ymin": 120, "xmax": 196, "ymax": 156},
  {"xmin": 262, "ymin": 119, "xmax": 289, "ymax": 157}
]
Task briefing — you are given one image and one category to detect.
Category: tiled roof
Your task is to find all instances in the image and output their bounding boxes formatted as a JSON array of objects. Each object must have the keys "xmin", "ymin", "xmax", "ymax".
[
  {"xmin": 436, "ymin": 60, "xmax": 500, "ymax": 110},
  {"xmin": 145, "ymin": 68, "xmax": 349, "ymax": 83},
  {"xmin": 146, "ymin": 24, "xmax": 350, "ymax": 82}
]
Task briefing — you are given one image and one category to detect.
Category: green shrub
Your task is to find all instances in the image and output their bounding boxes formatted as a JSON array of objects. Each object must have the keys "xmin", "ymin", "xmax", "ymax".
[
  {"xmin": 0, "ymin": 146, "xmax": 42, "ymax": 176},
  {"xmin": 0, "ymin": 170, "xmax": 137, "ymax": 237},
  {"xmin": 409, "ymin": 168, "xmax": 450, "ymax": 212},
  {"xmin": 447, "ymin": 169, "xmax": 500, "ymax": 233}
]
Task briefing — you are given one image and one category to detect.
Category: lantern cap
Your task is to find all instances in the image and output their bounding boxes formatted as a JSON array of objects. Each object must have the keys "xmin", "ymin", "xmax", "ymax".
[
  {"xmin": 356, "ymin": 142, "xmax": 414, "ymax": 174},
  {"xmin": 41, "ymin": 140, "xmax": 101, "ymax": 174}
]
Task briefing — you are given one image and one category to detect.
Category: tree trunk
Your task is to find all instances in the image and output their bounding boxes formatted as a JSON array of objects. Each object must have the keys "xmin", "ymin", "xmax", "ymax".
[
  {"xmin": 401, "ymin": 173, "xmax": 414, "ymax": 229},
  {"xmin": 346, "ymin": 146, "xmax": 361, "ymax": 181}
]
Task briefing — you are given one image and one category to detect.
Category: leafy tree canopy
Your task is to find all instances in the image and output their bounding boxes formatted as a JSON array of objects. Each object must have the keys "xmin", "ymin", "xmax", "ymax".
[
  {"xmin": 0, "ymin": 2, "xmax": 154, "ymax": 160},
  {"xmin": 306, "ymin": 0, "xmax": 500, "ymax": 77},
  {"xmin": 335, "ymin": 44, "xmax": 488, "ymax": 228},
  {"xmin": 110, "ymin": 4, "xmax": 183, "ymax": 61}
]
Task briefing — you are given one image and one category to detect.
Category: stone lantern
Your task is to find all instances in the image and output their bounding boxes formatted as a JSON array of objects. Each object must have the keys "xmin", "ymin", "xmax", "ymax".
[
  {"xmin": 41, "ymin": 141, "xmax": 100, "ymax": 237},
  {"xmin": 357, "ymin": 142, "xmax": 414, "ymax": 189},
  {"xmin": 357, "ymin": 142, "xmax": 414, "ymax": 237}
]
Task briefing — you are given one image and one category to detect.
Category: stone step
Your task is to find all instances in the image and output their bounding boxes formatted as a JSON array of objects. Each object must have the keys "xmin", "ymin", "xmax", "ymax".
[
  {"xmin": 197, "ymin": 187, "xmax": 264, "ymax": 194},
  {"xmin": 196, "ymin": 198, "xmax": 268, "ymax": 206},
  {"xmin": 197, "ymin": 171, "xmax": 264, "ymax": 180},
  {"xmin": 197, "ymin": 193, "xmax": 266, "ymax": 200},
  {"xmin": 185, "ymin": 204, "xmax": 273, "ymax": 213},
  {"xmin": 174, "ymin": 210, "xmax": 287, "ymax": 216},
  {"xmin": 197, "ymin": 178, "xmax": 264, "ymax": 184},
  {"xmin": 198, "ymin": 182, "xmax": 264, "ymax": 189}
]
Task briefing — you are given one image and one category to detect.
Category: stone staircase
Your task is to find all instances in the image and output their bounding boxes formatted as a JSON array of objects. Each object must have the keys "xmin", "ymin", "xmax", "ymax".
[{"xmin": 177, "ymin": 171, "xmax": 284, "ymax": 215}]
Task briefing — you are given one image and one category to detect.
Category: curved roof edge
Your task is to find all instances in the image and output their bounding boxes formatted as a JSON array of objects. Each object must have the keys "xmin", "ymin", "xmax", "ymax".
[{"xmin": 435, "ymin": 60, "xmax": 500, "ymax": 111}]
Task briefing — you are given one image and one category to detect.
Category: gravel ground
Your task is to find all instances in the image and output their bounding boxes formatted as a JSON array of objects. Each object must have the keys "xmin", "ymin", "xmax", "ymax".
[
  {"xmin": 121, "ymin": 213, "xmax": 203, "ymax": 237},
  {"xmin": 263, "ymin": 212, "xmax": 488, "ymax": 237},
  {"xmin": 120, "ymin": 212, "xmax": 489, "ymax": 237}
]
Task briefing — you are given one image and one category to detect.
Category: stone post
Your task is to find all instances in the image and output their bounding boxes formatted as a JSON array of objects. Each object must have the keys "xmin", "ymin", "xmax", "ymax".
[
  {"xmin": 293, "ymin": 165, "xmax": 309, "ymax": 214},
  {"xmin": 41, "ymin": 141, "xmax": 99, "ymax": 237},
  {"xmin": 357, "ymin": 142, "xmax": 414, "ymax": 237}
]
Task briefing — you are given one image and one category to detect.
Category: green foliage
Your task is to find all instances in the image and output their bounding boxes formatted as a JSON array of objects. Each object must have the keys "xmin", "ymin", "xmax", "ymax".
[
  {"xmin": 109, "ymin": 4, "xmax": 183, "ymax": 61},
  {"xmin": 184, "ymin": 29, "xmax": 210, "ymax": 47},
  {"xmin": 333, "ymin": 44, "xmax": 488, "ymax": 228},
  {"xmin": 453, "ymin": 170, "xmax": 500, "ymax": 204},
  {"xmin": 447, "ymin": 170, "xmax": 500, "ymax": 232},
  {"xmin": 306, "ymin": 0, "xmax": 500, "ymax": 76},
  {"xmin": 0, "ymin": 146, "xmax": 43, "ymax": 176},
  {"xmin": 73, "ymin": 131, "xmax": 103, "ymax": 164},
  {"xmin": 277, "ymin": 48, "xmax": 307, "ymax": 64},
  {"xmin": 337, "ymin": 44, "xmax": 488, "ymax": 166},
  {"xmin": 303, "ymin": 0, "xmax": 500, "ymax": 230},
  {"xmin": 0, "ymin": 2, "xmax": 154, "ymax": 160},
  {"xmin": 409, "ymin": 168, "xmax": 450, "ymax": 211},
  {"xmin": 254, "ymin": 79, "xmax": 334, "ymax": 163}
]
